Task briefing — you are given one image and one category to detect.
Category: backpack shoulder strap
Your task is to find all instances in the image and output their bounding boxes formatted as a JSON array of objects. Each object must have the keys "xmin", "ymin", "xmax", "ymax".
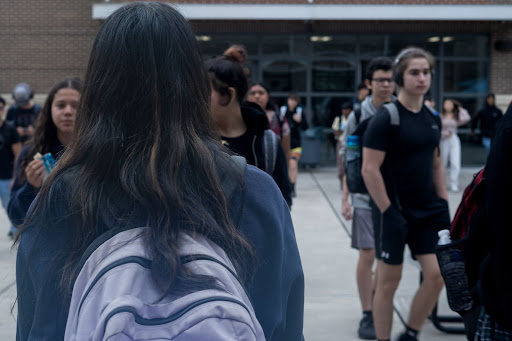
[
  {"xmin": 279, "ymin": 106, "xmax": 287, "ymax": 121},
  {"xmin": 33, "ymin": 103, "xmax": 42, "ymax": 115},
  {"xmin": 383, "ymin": 102, "xmax": 400, "ymax": 126},
  {"xmin": 221, "ymin": 155, "xmax": 247, "ymax": 200},
  {"xmin": 262, "ymin": 130, "xmax": 278, "ymax": 175},
  {"xmin": 425, "ymin": 104, "xmax": 442, "ymax": 130},
  {"xmin": 424, "ymin": 104, "xmax": 438, "ymax": 116},
  {"xmin": 354, "ymin": 108, "xmax": 362, "ymax": 125}
]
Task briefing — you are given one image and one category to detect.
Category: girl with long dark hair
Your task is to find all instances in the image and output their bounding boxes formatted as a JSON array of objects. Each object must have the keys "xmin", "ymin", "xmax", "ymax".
[
  {"xmin": 8, "ymin": 77, "xmax": 82, "ymax": 228},
  {"xmin": 15, "ymin": 3, "xmax": 303, "ymax": 340}
]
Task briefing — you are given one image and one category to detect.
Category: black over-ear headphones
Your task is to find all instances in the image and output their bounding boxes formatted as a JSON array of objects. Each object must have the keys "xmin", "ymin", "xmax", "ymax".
[{"xmin": 393, "ymin": 48, "xmax": 434, "ymax": 87}]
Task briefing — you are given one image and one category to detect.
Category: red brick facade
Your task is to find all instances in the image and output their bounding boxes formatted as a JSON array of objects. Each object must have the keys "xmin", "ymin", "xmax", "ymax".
[{"xmin": 1, "ymin": 1, "xmax": 511, "ymax": 99}]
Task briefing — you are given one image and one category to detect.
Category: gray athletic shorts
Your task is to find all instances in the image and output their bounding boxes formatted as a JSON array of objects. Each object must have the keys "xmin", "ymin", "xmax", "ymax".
[{"xmin": 351, "ymin": 207, "xmax": 374, "ymax": 250}]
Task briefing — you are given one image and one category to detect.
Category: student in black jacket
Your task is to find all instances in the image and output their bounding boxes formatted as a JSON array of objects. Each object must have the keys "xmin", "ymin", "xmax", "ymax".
[
  {"xmin": 471, "ymin": 93, "xmax": 503, "ymax": 156},
  {"xmin": 206, "ymin": 47, "xmax": 292, "ymax": 209}
]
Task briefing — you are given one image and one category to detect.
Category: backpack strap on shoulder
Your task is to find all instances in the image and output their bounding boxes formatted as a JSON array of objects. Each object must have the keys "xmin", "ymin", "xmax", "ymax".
[
  {"xmin": 354, "ymin": 108, "xmax": 362, "ymax": 125},
  {"xmin": 383, "ymin": 102, "xmax": 400, "ymax": 126},
  {"xmin": 262, "ymin": 130, "xmax": 278, "ymax": 175},
  {"xmin": 424, "ymin": 104, "xmax": 438, "ymax": 117},
  {"xmin": 222, "ymin": 155, "xmax": 247, "ymax": 200},
  {"xmin": 279, "ymin": 106, "xmax": 287, "ymax": 121}
]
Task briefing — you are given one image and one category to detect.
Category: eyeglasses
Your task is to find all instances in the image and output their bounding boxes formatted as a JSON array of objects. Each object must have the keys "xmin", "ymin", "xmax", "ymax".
[{"xmin": 372, "ymin": 78, "xmax": 394, "ymax": 84}]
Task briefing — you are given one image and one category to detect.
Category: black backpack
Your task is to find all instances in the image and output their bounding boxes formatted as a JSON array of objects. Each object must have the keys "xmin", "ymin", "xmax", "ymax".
[
  {"xmin": 345, "ymin": 102, "xmax": 439, "ymax": 195},
  {"xmin": 345, "ymin": 102, "xmax": 399, "ymax": 194}
]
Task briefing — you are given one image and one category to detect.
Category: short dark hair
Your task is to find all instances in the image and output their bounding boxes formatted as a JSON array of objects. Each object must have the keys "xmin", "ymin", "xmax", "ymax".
[
  {"xmin": 486, "ymin": 93, "xmax": 495, "ymax": 100},
  {"xmin": 0, "ymin": 96, "xmax": 5, "ymax": 106},
  {"xmin": 288, "ymin": 93, "xmax": 301, "ymax": 104},
  {"xmin": 365, "ymin": 57, "xmax": 393, "ymax": 81},
  {"xmin": 341, "ymin": 101, "xmax": 353, "ymax": 111},
  {"xmin": 357, "ymin": 83, "xmax": 368, "ymax": 91}
]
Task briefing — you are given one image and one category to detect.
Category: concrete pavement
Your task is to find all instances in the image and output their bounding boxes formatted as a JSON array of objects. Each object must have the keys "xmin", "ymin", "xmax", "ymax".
[
  {"xmin": 293, "ymin": 166, "xmax": 479, "ymax": 341},
  {"xmin": 0, "ymin": 166, "xmax": 481, "ymax": 340}
]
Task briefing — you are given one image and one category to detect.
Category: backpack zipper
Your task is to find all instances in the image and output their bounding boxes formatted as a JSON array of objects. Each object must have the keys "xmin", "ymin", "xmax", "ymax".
[
  {"xmin": 103, "ymin": 295, "xmax": 251, "ymax": 334},
  {"xmin": 77, "ymin": 254, "xmax": 242, "ymax": 318}
]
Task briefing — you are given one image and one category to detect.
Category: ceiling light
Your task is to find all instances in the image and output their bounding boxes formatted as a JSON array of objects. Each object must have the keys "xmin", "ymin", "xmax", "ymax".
[
  {"xmin": 310, "ymin": 36, "xmax": 332, "ymax": 43},
  {"xmin": 196, "ymin": 35, "xmax": 211, "ymax": 42},
  {"xmin": 428, "ymin": 36, "xmax": 440, "ymax": 43},
  {"xmin": 442, "ymin": 36, "xmax": 454, "ymax": 42}
]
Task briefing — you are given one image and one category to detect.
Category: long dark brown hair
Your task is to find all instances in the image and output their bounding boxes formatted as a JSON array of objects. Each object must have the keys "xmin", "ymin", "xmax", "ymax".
[
  {"xmin": 16, "ymin": 77, "xmax": 83, "ymax": 184},
  {"xmin": 442, "ymin": 98, "xmax": 461, "ymax": 121},
  {"xmin": 20, "ymin": 2, "xmax": 253, "ymax": 295}
]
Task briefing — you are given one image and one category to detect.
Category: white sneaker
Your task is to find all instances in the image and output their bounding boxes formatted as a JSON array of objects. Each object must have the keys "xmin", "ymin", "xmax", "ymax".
[{"xmin": 450, "ymin": 185, "xmax": 459, "ymax": 192}]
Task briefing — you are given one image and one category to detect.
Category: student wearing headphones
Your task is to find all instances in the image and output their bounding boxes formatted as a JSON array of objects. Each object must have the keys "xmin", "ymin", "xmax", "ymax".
[{"xmin": 362, "ymin": 47, "xmax": 450, "ymax": 341}]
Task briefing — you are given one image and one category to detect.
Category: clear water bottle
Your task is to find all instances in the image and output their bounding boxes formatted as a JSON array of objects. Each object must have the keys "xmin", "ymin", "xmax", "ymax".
[
  {"xmin": 436, "ymin": 229, "xmax": 474, "ymax": 312},
  {"xmin": 346, "ymin": 135, "xmax": 361, "ymax": 162}
]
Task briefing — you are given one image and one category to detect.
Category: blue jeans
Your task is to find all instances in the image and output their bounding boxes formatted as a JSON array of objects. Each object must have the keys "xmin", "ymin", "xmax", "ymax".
[
  {"xmin": 0, "ymin": 179, "xmax": 17, "ymax": 234},
  {"xmin": 482, "ymin": 137, "xmax": 492, "ymax": 156}
]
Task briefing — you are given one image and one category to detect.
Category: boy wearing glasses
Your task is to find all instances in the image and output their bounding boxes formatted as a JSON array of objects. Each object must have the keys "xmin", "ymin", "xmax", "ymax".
[{"xmin": 340, "ymin": 56, "xmax": 395, "ymax": 340}]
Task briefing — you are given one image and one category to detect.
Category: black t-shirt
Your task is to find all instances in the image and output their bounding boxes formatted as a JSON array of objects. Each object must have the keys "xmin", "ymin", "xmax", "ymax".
[
  {"xmin": 363, "ymin": 101, "xmax": 442, "ymax": 209},
  {"xmin": 6, "ymin": 104, "xmax": 40, "ymax": 128},
  {"xmin": 283, "ymin": 106, "xmax": 307, "ymax": 150},
  {"xmin": 0, "ymin": 122, "xmax": 20, "ymax": 179},
  {"xmin": 222, "ymin": 130, "xmax": 257, "ymax": 166}
]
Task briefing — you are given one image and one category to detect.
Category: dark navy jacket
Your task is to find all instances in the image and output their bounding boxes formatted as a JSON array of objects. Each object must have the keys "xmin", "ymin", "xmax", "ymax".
[
  {"xmin": 8, "ymin": 142, "xmax": 64, "ymax": 227},
  {"xmin": 480, "ymin": 109, "xmax": 512, "ymax": 330},
  {"xmin": 16, "ymin": 164, "xmax": 305, "ymax": 341}
]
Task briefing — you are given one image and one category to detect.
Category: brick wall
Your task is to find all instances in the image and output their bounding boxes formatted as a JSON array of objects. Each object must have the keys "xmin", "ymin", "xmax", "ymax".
[
  {"xmin": 0, "ymin": 0, "xmax": 100, "ymax": 96},
  {"xmin": 110, "ymin": 0, "xmax": 505, "ymax": 4},
  {"xmin": 490, "ymin": 22, "xmax": 512, "ymax": 94}
]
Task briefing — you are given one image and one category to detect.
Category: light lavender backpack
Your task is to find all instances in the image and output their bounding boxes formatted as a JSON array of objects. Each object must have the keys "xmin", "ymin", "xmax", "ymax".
[
  {"xmin": 64, "ymin": 156, "xmax": 265, "ymax": 340},
  {"xmin": 64, "ymin": 227, "xmax": 265, "ymax": 340}
]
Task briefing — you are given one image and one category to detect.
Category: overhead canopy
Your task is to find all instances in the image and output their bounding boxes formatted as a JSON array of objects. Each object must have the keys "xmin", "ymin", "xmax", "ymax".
[{"xmin": 93, "ymin": 3, "xmax": 512, "ymax": 21}]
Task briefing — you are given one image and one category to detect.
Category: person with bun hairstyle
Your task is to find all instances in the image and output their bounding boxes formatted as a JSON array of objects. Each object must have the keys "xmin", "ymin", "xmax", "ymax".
[
  {"xmin": 247, "ymin": 82, "xmax": 291, "ymax": 163},
  {"xmin": 362, "ymin": 47, "xmax": 449, "ymax": 341},
  {"xmin": 206, "ymin": 47, "xmax": 293, "ymax": 209},
  {"xmin": 440, "ymin": 98, "xmax": 471, "ymax": 192},
  {"xmin": 8, "ymin": 77, "xmax": 82, "ymax": 229},
  {"xmin": 15, "ymin": 4, "xmax": 303, "ymax": 340}
]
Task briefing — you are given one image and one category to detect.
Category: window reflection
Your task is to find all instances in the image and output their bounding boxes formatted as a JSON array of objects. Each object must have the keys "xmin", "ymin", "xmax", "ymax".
[
  {"xmin": 197, "ymin": 35, "xmax": 258, "ymax": 58},
  {"xmin": 311, "ymin": 96, "xmax": 352, "ymax": 127},
  {"xmin": 312, "ymin": 35, "xmax": 356, "ymax": 58},
  {"xmin": 444, "ymin": 36, "xmax": 488, "ymax": 58},
  {"xmin": 388, "ymin": 35, "xmax": 438, "ymax": 56},
  {"xmin": 312, "ymin": 60, "xmax": 356, "ymax": 92},
  {"xmin": 262, "ymin": 60, "xmax": 307, "ymax": 92},
  {"xmin": 444, "ymin": 61, "xmax": 488, "ymax": 93}
]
